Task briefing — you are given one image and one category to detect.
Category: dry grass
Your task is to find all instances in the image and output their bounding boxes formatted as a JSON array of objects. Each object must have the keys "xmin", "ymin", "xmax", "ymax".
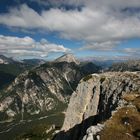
[
  {"xmin": 101, "ymin": 93, "xmax": 140, "ymax": 140},
  {"xmin": 122, "ymin": 92, "xmax": 139, "ymax": 102},
  {"xmin": 122, "ymin": 92, "xmax": 140, "ymax": 112},
  {"xmin": 133, "ymin": 96, "xmax": 140, "ymax": 112},
  {"xmin": 82, "ymin": 74, "xmax": 93, "ymax": 81},
  {"xmin": 100, "ymin": 106, "xmax": 140, "ymax": 140}
]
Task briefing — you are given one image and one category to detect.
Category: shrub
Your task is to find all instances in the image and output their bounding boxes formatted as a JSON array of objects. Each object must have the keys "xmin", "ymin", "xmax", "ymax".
[{"xmin": 83, "ymin": 74, "xmax": 92, "ymax": 81}]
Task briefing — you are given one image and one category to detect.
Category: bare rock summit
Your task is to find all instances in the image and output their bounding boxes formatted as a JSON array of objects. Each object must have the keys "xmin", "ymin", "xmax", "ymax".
[{"xmin": 55, "ymin": 54, "xmax": 80, "ymax": 65}]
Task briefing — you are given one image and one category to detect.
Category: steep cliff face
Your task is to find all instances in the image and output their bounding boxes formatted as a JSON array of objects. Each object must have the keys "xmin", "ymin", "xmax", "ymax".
[
  {"xmin": 58, "ymin": 72, "xmax": 140, "ymax": 140},
  {"xmin": 62, "ymin": 74, "xmax": 101, "ymax": 131}
]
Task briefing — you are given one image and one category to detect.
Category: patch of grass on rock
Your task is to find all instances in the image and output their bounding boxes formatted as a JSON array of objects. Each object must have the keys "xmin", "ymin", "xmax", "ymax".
[
  {"xmin": 100, "ymin": 107, "xmax": 140, "ymax": 140},
  {"xmin": 83, "ymin": 74, "xmax": 92, "ymax": 81}
]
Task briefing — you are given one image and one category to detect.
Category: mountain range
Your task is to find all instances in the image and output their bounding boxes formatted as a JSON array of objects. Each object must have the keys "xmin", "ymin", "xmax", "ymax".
[
  {"xmin": 109, "ymin": 60, "xmax": 140, "ymax": 72},
  {"xmin": 0, "ymin": 54, "xmax": 100, "ymax": 139},
  {"xmin": 0, "ymin": 54, "xmax": 140, "ymax": 140}
]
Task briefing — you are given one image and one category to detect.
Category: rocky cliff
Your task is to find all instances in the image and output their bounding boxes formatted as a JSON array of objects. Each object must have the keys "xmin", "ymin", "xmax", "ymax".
[{"xmin": 56, "ymin": 72, "xmax": 140, "ymax": 140}]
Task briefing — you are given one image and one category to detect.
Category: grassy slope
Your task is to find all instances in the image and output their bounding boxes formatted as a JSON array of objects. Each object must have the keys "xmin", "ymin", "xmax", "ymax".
[
  {"xmin": 0, "ymin": 63, "xmax": 32, "ymax": 90},
  {"xmin": 100, "ymin": 93, "xmax": 140, "ymax": 140}
]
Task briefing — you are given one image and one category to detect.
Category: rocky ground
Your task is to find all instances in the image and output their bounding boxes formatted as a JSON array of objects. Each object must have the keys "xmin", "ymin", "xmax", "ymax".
[{"xmin": 55, "ymin": 72, "xmax": 140, "ymax": 140}]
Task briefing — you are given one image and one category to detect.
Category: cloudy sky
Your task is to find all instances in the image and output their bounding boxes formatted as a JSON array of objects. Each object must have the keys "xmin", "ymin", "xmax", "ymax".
[{"xmin": 0, "ymin": 0, "xmax": 140, "ymax": 60}]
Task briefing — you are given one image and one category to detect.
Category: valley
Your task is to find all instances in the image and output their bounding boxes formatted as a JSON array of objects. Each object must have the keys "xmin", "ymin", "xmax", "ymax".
[
  {"xmin": 0, "ymin": 54, "xmax": 140, "ymax": 140},
  {"xmin": 0, "ymin": 54, "xmax": 101, "ymax": 140}
]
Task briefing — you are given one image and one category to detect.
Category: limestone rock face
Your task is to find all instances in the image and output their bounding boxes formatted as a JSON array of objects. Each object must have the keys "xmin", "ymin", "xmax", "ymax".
[
  {"xmin": 60, "ymin": 72, "xmax": 140, "ymax": 139},
  {"xmin": 62, "ymin": 74, "xmax": 101, "ymax": 131},
  {"xmin": 0, "ymin": 61, "xmax": 100, "ymax": 122}
]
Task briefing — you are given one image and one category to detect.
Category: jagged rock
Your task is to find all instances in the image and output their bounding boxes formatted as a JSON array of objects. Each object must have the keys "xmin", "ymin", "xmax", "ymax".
[
  {"xmin": 82, "ymin": 124, "xmax": 104, "ymax": 140},
  {"xmin": 86, "ymin": 124, "xmax": 104, "ymax": 135},
  {"xmin": 84, "ymin": 133, "xmax": 93, "ymax": 140},
  {"xmin": 62, "ymin": 74, "xmax": 101, "ymax": 131},
  {"xmin": 6, "ymin": 109, "xmax": 16, "ymax": 117},
  {"xmin": 58, "ymin": 72, "xmax": 140, "ymax": 140}
]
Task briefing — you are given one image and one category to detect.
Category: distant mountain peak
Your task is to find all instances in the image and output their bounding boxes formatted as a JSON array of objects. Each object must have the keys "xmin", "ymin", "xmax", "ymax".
[
  {"xmin": 0, "ymin": 55, "xmax": 14, "ymax": 64},
  {"xmin": 55, "ymin": 54, "xmax": 80, "ymax": 65}
]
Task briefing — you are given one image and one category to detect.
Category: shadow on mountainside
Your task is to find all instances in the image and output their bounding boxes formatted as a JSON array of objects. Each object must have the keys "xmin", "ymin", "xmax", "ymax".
[{"xmin": 53, "ymin": 112, "xmax": 107, "ymax": 140}]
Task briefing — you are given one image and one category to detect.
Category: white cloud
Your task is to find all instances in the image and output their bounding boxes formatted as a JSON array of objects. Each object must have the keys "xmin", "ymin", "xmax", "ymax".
[
  {"xmin": 123, "ymin": 48, "xmax": 140, "ymax": 53},
  {"xmin": 93, "ymin": 0, "xmax": 140, "ymax": 9},
  {"xmin": 122, "ymin": 47, "xmax": 140, "ymax": 57},
  {"xmin": 0, "ymin": 1, "xmax": 140, "ymax": 52},
  {"xmin": 30, "ymin": 0, "xmax": 140, "ymax": 9},
  {"xmin": 80, "ymin": 41, "xmax": 120, "ymax": 51},
  {"xmin": 0, "ymin": 35, "xmax": 70, "ymax": 58},
  {"xmin": 0, "ymin": 4, "xmax": 140, "ymax": 42},
  {"xmin": 0, "ymin": 35, "xmax": 35, "ymax": 49}
]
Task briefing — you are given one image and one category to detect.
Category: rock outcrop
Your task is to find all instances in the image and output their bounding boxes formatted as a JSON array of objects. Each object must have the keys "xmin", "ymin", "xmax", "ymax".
[
  {"xmin": 62, "ymin": 74, "xmax": 101, "ymax": 131},
  {"xmin": 56, "ymin": 72, "xmax": 140, "ymax": 140},
  {"xmin": 83, "ymin": 124, "xmax": 104, "ymax": 140}
]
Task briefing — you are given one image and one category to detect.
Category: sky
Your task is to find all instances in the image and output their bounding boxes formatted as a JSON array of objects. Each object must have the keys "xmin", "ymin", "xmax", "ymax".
[{"xmin": 0, "ymin": 0, "xmax": 140, "ymax": 60}]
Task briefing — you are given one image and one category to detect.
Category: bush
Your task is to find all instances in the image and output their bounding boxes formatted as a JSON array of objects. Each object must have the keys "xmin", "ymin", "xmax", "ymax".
[{"xmin": 83, "ymin": 74, "xmax": 92, "ymax": 81}]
